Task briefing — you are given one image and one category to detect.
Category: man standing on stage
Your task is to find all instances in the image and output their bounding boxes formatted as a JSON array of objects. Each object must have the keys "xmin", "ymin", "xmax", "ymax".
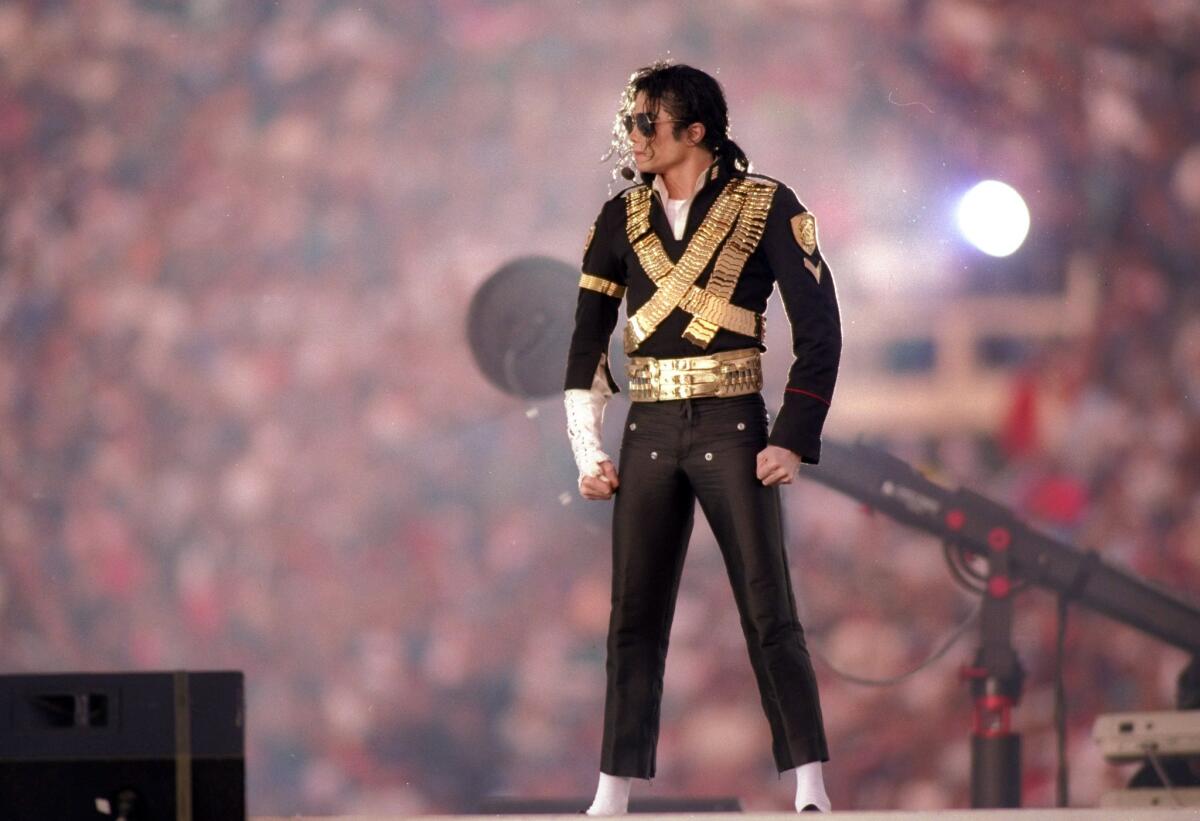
[{"xmin": 564, "ymin": 63, "xmax": 841, "ymax": 814}]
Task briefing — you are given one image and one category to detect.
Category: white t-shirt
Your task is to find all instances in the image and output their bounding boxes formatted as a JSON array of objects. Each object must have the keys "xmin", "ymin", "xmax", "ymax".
[
  {"xmin": 663, "ymin": 197, "xmax": 689, "ymax": 239},
  {"xmin": 652, "ymin": 166, "xmax": 711, "ymax": 241}
]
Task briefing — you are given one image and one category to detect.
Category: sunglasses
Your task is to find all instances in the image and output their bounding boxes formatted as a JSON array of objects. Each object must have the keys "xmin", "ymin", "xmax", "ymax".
[{"xmin": 622, "ymin": 112, "xmax": 686, "ymax": 138}]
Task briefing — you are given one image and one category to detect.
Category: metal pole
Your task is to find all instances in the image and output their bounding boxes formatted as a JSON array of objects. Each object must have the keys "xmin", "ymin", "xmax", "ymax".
[{"xmin": 960, "ymin": 528, "xmax": 1024, "ymax": 808}]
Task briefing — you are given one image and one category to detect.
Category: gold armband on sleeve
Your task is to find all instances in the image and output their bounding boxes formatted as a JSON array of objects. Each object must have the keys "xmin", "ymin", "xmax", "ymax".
[{"xmin": 579, "ymin": 273, "xmax": 626, "ymax": 299}]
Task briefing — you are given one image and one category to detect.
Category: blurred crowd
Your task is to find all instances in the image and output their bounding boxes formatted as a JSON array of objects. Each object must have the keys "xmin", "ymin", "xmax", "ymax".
[{"xmin": 1, "ymin": 0, "xmax": 1198, "ymax": 814}]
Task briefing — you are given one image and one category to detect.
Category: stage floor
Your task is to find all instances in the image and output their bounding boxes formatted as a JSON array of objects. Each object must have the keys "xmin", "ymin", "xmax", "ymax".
[{"xmin": 255, "ymin": 811, "xmax": 1200, "ymax": 820}]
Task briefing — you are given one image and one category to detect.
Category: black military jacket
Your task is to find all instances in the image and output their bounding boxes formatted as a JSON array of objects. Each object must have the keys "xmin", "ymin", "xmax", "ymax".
[{"xmin": 564, "ymin": 160, "xmax": 841, "ymax": 464}]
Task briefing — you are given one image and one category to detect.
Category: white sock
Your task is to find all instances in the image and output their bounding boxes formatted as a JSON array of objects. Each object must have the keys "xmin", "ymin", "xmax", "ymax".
[
  {"xmin": 586, "ymin": 772, "xmax": 632, "ymax": 816},
  {"xmin": 791, "ymin": 760, "xmax": 831, "ymax": 813}
]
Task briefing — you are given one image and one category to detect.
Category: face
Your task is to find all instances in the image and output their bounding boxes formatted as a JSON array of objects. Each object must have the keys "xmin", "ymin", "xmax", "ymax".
[{"xmin": 627, "ymin": 91, "xmax": 700, "ymax": 176}]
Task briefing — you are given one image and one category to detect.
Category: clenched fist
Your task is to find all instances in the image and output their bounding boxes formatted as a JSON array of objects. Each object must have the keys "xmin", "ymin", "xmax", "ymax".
[
  {"xmin": 756, "ymin": 445, "xmax": 801, "ymax": 486},
  {"xmin": 580, "ymin": 460, "xmax": 620, "ymax": 500}
]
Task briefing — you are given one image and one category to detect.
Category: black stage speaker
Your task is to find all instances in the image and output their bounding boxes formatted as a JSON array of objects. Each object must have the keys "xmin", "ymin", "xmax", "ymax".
[
  {"xmin": 0, "ymin": 670, "xmax": 244, "ymax": 820},
  {"xmin": 477, "ymin": 796, "xmax": 743, "ymax": 813}
]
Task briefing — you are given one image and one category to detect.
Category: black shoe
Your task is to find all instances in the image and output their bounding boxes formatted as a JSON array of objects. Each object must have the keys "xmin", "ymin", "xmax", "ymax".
[{"xmin": 800, "ymin": 804, "xmax": 823, "ymax": 812}]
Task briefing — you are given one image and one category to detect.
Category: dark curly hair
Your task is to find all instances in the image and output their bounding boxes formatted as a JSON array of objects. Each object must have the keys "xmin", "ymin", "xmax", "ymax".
[{"xmin": 609, "ymin": 62, "xmax": 750, "ymax": 185}]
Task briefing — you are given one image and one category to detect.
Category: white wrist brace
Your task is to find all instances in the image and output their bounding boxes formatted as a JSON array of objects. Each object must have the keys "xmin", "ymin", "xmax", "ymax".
[{"xmin": 564, "ymin": 357, "xmax": 614, "ymax": 485}]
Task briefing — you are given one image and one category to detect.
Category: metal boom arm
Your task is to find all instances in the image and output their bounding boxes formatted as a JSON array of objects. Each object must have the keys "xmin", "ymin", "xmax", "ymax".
[{"xmin": 806, "ymin": 439, "xmax": 1200, "ymax": 657}]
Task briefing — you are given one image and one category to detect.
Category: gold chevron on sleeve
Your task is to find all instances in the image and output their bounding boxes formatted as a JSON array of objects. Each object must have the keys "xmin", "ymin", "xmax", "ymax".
[{"xmin": 578, "ymin": 273, "xmax": 626, "ymax": 299}]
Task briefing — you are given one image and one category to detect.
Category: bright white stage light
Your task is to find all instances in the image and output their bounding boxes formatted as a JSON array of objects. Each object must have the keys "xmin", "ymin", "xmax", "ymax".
[{"xmin": 956, "ymin": 180, "xmax": 1030, "ymax": 257}]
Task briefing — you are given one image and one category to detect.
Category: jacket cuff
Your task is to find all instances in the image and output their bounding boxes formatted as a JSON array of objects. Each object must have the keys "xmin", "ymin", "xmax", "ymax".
[
  {"xmin": 564, "ymin": 351, "xmax": 619, "ymax": 393},
  {"xmin": 768, "ymin": 392, "xmax": 831, "ymax": 464}
]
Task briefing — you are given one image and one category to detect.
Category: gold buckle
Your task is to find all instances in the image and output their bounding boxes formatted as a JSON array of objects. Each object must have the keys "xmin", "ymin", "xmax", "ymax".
[{"xmin": 660, "ymin": 356, "xmax": 719, "ymax": 400}]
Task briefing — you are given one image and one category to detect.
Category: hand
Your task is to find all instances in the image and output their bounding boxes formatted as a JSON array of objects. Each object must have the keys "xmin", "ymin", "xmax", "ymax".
[
  {"xmin": 756, "ymin": 445, "xmax": 801, "ymax": 486},
  {"xmin": 579, "ymin": 460, "xmax": 620, "ymax": 500}
]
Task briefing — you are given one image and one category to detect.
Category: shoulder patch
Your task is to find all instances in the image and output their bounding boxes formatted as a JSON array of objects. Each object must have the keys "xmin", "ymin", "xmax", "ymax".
[
  {"xmin": 583, "ymin": 221, "xmax": 596, "ymax": 258},
  {"xmin": 790, "ymin": 211, "xmax": 818, "ymax": 256}
]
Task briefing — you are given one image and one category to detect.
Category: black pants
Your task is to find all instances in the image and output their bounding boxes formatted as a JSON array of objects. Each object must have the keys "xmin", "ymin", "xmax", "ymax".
[{"xmin": 599, "ymin": 393, "xmax": 829, "ymax": 778}]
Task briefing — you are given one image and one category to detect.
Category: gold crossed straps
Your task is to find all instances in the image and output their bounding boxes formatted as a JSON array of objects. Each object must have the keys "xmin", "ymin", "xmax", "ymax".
[{"xmin": 622, "ymin": 176, "xmax": 777, "ymax": 353}]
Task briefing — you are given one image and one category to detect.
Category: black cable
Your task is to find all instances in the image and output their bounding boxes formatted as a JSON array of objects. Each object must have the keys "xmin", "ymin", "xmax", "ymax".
[
  {"xmin": 1054, "ymin": 549, "xmax": 1101, "ymax": 807},
  {"xmin": 809, "ymin": 597, "xmax": 983, "ymax": 687},
  {"xmin": 944, "ymin": 540, "xmax": 987, "ymax": 593},
  {"xmin": 943, "ymin": 540, "xmax": 1032, "ymax": 596},
  {"xmin": 1055, "ymin": 592, "xmax": 1070, "ymax": 807}
]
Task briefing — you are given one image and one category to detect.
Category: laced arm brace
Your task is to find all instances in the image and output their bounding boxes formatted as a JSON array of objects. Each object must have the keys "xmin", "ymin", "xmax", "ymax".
[{"xmin": 564, "ymin": 355, "xmax": 614, "ymax": 488}]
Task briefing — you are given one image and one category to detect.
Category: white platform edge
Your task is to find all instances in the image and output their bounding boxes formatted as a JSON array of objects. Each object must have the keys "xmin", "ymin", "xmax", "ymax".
[{"xmin": 253, "ymin": 810, "xmax": 1200, "ymax": 820}]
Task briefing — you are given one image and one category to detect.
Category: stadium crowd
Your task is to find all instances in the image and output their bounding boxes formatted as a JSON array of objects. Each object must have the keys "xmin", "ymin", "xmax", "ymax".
[{"xmin": 0, "ymin": 0, "xmax": 1198, "ymax": 813}]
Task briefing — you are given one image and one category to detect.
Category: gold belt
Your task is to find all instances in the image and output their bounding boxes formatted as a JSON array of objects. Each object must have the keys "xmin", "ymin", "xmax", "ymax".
[{"xmin": 626, "ymin": 348, "xmax": 763, "ymax": 402}]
